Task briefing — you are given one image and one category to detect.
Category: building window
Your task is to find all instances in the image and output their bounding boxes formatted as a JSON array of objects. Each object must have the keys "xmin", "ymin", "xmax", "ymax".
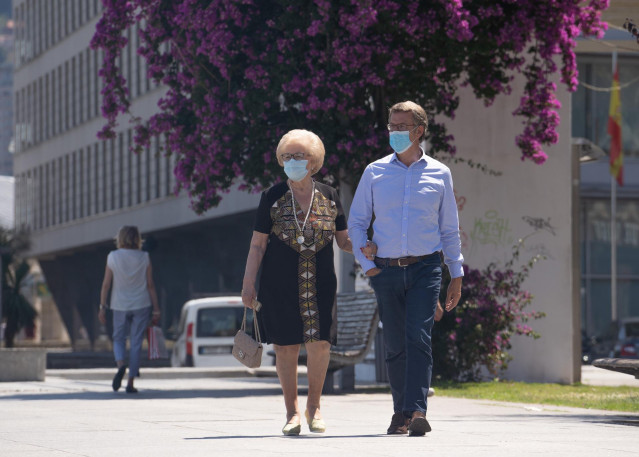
[
  {"xmin": 34, "ymin": 0, "xmax": 40, "ymax": 57},
  {"xmin": 117, "ymin": 132, "xmax": 123, "ymax": 209},
  {"xmin": 124, "ymin": 130, "xmax": 132, "ymax": 207},
  {"xmin": 64, "ymin": 61, "xmax": 70, "ymax": 131},
  {"xmin": 37, "ymin": 78, "xmax": 43, "ymax": 144},
  {"xmin": 109, "ymin": 137, "xmax": 115, "ymax": 211},
  {"xmin": 51, "ymin": 161, "xmax": 57, "ymax": 226},
  {"xmin": 34, "ymin": 166, "xmax": 39, "ymax": 229},
  {"xmin": 90, "ymin": 143, "xmax": 97, "ymax": 215},
  {"xmin": 57, "ymin": 160, "xmax": 62, "ymax": 224},
  {"xmin": 78, "ymin": 52, "xmax": 84, "ymax": 124},
  {"xmin": 25, "ymin": 171, "xmax": 31, "ymax": 229},
  {"xmin": 14, "ymin": 5, "xmax": 21, "ymax": 68},
  {"xmin": 26, "ymin": 84, "xmax": 31, "ymax": 148},
  {"xmin": 30, "ymin": 81, "xmax": 36, "ymax": 145},
  {"xmin": 14, "ymin": 91, "xmax": 20, "ymax": 153},
  {"xmin": 52, "ymin": 0, "xmax": 57, "ymax": 45},
  {"xmin": 51, "ymin": 69, "xmax": 57, "ymax": 136},
  {"xmin": 65, "ymin": 0, "xmax": 71, "ymax": 36},
  {"xmin": 147, "ymin": 136, "xmax": 154, "ymax": 201},
  {"xmin": 44, "ymin": 163, "xmax": 49, "ymax": 228},
  {"xmin": 71, "ymin": 151, "xmax": 76, "ymax": 221},
  {"xmin": 44, "ymin": 74, "xmax": 50, "ymax": 140},
  {"xmin": 573, "ymin": 55, "xmax": 639, "ymax": 158},
  {"xmin": 581, "ymin": 198, "xmax": 639, "ymax": 337},
  {"xmin": 25, "ymin": 0, "xmax": 32, "ymax": 61},
  {"xmin": 57, "ymin": 0, "xmax": 63, "ymax": 42},
  {"xmin": 71, "ymin": 0, "xmax": 77, "ymax": 31},
  {"xmin": 71, "ymin": 58, "xmax": 77, "ymax": 127},
  {"xmin": 135, "ymin": 133, "xmax": 141, "ymax": 205},
  {"xmin": 142, "ymin": 137, "xmax": 149, "ymax": 202},
  {"xmin": 94, "ymin": 48, "xmax": 100, "ymax": 117},
  {"xmin": 76, "ymin": 149, "xmax": 81, "ymax": 219},
  {"xmin": 45, "ymin": 0, "xmax": 50, "ymax": 50},
  {"xmin": 57, "ymin": 65, "xmax": 63, "ymax": 134},
  {"xmin": 134, "ymin": 23, "xmax": 141, "ymax": 98},
  {"xmin": 98, "ymin": 142, "xmax": 103, "ymax": 213},
  {"xmin": 63, "ymin": 154, "xmax": 69, "ymax": 222},
  {"xmin": 86, "ymin": 49, "xmax": 92, "ymax": 120}
]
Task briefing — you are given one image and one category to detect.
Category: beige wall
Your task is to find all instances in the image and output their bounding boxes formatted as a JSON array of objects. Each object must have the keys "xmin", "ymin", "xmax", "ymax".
[{"xmin": 445, "ymin": 77, "xmax": 578, "ymax": 383}]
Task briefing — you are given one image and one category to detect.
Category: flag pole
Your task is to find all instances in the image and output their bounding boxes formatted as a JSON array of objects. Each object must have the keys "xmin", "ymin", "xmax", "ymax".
[
  {"xmin": 610, "ymin": 50, "xmax": 618, "ymax": 323},
  {"xmin": 611, "ymin": 165, "xmax": 617, "ymax": 322}
]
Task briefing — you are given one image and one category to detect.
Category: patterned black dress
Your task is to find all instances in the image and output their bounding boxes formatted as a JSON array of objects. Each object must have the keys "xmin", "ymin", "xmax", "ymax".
[{"xmin": 254, "ymin": 181, "xmax": 347, "ymax": 346}]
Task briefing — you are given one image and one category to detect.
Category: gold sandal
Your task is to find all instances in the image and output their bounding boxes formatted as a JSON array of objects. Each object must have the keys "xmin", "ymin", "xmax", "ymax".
[
  {"xmin": 305, "ymin": 410, "xmax": 326, "ymax": 433},
  {"xmin": 282, "ymin": 419, "xmax": 301, "ymax": 436}
]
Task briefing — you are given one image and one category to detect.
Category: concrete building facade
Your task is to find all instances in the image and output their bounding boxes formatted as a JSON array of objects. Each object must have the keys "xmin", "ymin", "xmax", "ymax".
[
  {"xmin": 11, "ymin": 0, "xmax": 260, "ymax": 345},
  {"xmin": 0, "ymin": 9, "xmax": 14, "ymax": 176}
]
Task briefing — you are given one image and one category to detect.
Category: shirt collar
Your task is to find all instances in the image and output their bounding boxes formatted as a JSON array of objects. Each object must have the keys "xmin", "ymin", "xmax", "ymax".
[{"xmin": 390, "ymin": 145, "xmax": 428, "ymax": 166}]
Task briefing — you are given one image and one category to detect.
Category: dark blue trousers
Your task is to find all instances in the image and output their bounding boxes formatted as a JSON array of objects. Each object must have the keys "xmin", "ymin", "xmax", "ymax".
[{"xmin": 370, "ymin": 256, "xmax": 442, "ymax": 416}]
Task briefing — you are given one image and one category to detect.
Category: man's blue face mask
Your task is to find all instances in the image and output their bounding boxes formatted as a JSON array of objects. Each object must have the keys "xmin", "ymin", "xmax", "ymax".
[{"xmin": 389, "ymin": 126, "xmax": 419, "ymax": 154}]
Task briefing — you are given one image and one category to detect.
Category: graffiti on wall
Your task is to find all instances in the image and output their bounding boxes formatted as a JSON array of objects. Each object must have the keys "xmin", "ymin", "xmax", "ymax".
[
  {"xmin": 521, "ymin": 216, "xmax": 557, "ymax": 259},
  {"xmin": 470, "ymin": 210, "xmax": 513, "ymax": 248},
  {"xmin": 522, "ymin": 216, "xmax": 556, "ymax": 236},
  {"xmin": 454, "ymin": 190, "xmax": 469, "ymax": 250}
]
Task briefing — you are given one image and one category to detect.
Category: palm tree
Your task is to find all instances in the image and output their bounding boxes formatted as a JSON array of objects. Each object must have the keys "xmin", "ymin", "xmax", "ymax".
[{"xmin": 1, "ymin": 228, "xmax": 36, "ymax": 348}]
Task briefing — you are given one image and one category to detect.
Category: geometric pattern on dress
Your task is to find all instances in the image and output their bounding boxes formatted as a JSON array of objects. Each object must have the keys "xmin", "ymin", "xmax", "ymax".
[
  {"xmin": 269, "ymin": 187, "xmax": 339, "ymax": 342},
  {"xmin": 298, "ymin": 253, "xmax": 319, "ymax": 342}
]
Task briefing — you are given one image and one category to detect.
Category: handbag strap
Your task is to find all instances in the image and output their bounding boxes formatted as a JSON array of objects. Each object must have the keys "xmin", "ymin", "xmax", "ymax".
[{"xmin": 241, "ymin": 307, "xmax": 262, "ymax": 343}]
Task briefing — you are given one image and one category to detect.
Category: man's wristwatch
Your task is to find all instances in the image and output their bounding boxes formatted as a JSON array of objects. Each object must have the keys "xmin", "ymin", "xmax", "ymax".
[{"xmin": 99, "ymin": 304, "xmax": 108, "ymax": 311}]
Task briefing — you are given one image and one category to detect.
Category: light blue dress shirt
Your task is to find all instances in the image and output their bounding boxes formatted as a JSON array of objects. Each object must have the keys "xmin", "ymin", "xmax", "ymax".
[{"xmin": 348, "ymin": 149, "xmax": 464, "ymax": 278}]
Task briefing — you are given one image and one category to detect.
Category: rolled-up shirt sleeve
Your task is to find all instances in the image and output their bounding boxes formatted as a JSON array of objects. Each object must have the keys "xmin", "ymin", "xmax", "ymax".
[
  {"xmin": 348, "ymin": 167, "xmax": 377, "ymax": 273},
  {"xmin": 439, "ymin": 168, "xmax": 464, "ymax": 278}
]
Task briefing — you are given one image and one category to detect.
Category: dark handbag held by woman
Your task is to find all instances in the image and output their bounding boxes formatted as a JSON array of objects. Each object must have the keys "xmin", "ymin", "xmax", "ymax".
[{"xmin": 232, "ymin": 307, "xmax": 263, "ymax": 368}]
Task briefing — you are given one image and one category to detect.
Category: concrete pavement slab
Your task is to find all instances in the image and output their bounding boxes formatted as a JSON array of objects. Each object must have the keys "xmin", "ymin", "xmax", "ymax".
[
  {"xmin": 1, "ymin": 374, "xmax": 638, "ymax": 457},
  {"xmin": 581, "ymin": 364, "xmax": 638, "ymax": 387}
]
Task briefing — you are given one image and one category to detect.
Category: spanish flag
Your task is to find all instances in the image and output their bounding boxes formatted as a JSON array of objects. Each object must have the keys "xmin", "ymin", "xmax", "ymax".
[{"xmin": 608, "ymin": 63, "xmax": 623, "ymax": 186}]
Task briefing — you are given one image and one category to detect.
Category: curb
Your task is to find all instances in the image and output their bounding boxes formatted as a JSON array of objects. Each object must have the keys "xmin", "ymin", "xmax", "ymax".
[{"xmin": 45, "ymin": 366, "xmax": 294, "ymax": 381}]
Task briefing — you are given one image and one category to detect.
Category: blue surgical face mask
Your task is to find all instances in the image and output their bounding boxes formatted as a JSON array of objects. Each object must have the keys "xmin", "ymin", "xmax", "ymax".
[
  {"xmin": 284, "ymin": 159, "xmax": 309, "ymax": 182},
  {"xmin": 389, "ymin": 131, "xmax": 415, "ymax": 154}
]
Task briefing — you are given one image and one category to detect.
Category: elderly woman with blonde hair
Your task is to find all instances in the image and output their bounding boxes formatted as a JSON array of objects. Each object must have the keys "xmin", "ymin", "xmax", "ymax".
[
  {"xmin": 98, "ymin": 226, "xmax": 161, "ymax": 393},
  {"xmin": 242, "ymin": 129, "xmax": 371, "ymax": 435}
]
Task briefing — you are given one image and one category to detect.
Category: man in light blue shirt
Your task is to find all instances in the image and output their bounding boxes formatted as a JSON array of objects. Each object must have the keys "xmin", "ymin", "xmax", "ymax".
[{"xmin": 349, "ymin": 101, "xmax": 463, "ymax": 436}]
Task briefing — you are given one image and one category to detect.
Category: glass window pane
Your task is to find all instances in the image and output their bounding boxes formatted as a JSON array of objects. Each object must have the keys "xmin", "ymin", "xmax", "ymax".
[{"xmin": 573, "ymin": 55, "xmax": 639, "ymax": 157}]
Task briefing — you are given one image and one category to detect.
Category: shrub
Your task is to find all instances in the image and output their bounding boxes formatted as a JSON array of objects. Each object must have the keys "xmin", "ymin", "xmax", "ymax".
[{"xmin": 433, "ymin": 246, "xmax": 545, "ymax": 382}]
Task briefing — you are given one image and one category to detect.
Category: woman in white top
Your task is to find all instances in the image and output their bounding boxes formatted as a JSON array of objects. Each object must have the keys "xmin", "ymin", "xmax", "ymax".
[{"xmin": 98, "ymin": 226, "xmax": 160, "ymax": 393}]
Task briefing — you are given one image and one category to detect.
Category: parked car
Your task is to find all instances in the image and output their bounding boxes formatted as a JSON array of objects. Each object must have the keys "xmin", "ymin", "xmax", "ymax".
[
  {"xmin": 611, "ymin": 317, "xmax": 639, "ymax": 359},
  {"xmin": 171, "ymin": 296, "xmax": 254, "ymax": 367}
]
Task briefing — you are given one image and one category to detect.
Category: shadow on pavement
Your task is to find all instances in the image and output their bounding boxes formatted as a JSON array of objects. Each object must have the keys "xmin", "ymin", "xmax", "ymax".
[
  {"xmin": 438, "ymin": 413, "xmax": 639, "ymax": 427},
  {"xmin": 1, "ymin": 387, "xmax": 283, "ymax": 401},
  {"xmin": 185, "ymin": 434, "xmax": 390, "ymax": 440}
]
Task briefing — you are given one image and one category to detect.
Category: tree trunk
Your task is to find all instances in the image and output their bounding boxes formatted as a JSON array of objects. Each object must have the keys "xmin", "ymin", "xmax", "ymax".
[{"xmin": 4, "ymin": 319, "xmax": 16, "ymax": 348}]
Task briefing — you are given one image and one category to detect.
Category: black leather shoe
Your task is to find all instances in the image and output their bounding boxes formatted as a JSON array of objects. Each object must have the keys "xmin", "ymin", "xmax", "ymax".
[
  {"xmin": 408, "ymin": 416, "xmax": 431, "ymax": 436},
  {"xmin": 112, "ymin": 366, "xmax": 127, "ymax": 392},
  {"xmin": 387, "ymin": 412, "xmax": 409, "ymax": 435},
  {"xmin": 125, "ymin": 385, "xmax": 138, "ymax": 394}
]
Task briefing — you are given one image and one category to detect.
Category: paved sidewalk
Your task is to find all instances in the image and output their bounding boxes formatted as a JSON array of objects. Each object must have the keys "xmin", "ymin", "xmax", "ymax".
[
  {"xmin": 581, "ymin": 364, "xmax": 638, "ymax": 387},
  {"xmin": 0, "ymin": 367, "xmax": 637, "ymax": 457}
]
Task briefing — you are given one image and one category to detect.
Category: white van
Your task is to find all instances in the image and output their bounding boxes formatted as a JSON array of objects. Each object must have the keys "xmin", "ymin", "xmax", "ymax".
[{"xmin": 171, "ymin": 296, "xmax": 258, "ymax": 367}]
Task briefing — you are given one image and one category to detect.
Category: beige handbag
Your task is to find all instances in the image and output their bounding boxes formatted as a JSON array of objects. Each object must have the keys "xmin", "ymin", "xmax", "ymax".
[{"xmin": 232, "ymin": 306, "xmax": 263, "ymax": 368}]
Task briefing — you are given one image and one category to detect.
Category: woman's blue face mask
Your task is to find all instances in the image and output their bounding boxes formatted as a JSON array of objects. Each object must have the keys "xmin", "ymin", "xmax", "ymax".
[{"xmin": 284, "ymin": 159, "xmax": 309, "ymax": 182}]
